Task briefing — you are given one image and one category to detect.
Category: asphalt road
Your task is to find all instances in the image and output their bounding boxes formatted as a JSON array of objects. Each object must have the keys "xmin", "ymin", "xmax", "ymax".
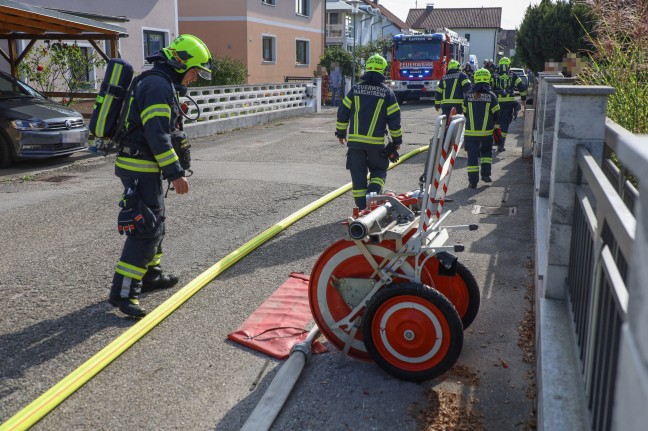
[{"xmin": 0, "ymin": 102, "xmax": 535, "ymax": 430}]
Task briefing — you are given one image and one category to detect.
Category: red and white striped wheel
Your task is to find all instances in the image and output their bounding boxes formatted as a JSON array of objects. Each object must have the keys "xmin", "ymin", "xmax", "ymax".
[{"xmin": 362, "ymin": 283, "xmax": 463, "ymax": 382}]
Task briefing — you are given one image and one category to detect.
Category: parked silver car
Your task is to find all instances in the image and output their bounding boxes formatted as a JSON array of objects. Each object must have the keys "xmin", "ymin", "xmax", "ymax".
[{"xmin": 0, "ymin": 71, "xmax": 88, "ymax": 168}]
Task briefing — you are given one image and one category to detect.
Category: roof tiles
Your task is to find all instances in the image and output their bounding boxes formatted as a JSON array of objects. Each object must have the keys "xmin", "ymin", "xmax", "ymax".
[{"xmin": 407, "ymin": 7, "xmax": 502, "ymax": 30}]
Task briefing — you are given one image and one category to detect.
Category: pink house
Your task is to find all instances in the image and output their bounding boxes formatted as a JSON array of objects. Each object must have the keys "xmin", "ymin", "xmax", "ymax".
[{"xmin": 178, "ymin": 0, "xmax": 325, "ymax": 84}]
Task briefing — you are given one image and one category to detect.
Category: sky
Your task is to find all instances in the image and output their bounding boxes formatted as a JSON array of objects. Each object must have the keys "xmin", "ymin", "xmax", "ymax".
[{"xmin": 376, "ymin": 0, "xmax": 541, "ymax": 30}]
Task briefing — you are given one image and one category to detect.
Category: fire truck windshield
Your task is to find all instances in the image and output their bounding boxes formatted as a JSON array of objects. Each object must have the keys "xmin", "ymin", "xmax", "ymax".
[{"xmin": 394, "ymin": 40, "xmax": 442, "ymax": 61}]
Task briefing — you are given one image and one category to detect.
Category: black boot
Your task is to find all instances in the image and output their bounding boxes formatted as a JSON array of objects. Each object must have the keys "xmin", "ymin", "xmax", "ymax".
[
  {"xmin": 141, "ymin": 266, "xmax": 179, "ymax": 292},
  {"xmin": 109, "ymin": 296, "xmax": 147, "ymax": 318}
]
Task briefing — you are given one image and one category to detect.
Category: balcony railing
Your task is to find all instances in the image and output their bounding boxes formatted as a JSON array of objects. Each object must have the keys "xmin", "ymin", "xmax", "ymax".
[{"xmin": 326, "ymin": 23, "xmax": 353, "ymax": 39}]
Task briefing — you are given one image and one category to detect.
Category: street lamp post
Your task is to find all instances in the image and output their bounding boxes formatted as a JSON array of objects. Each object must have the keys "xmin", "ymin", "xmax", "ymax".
[{"xmin": 349, "ymin": 0, "xmax": 361, "ymax": 87}]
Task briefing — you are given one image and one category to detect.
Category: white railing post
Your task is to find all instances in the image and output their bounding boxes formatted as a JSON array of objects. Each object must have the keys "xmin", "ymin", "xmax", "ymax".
[
  {"xmin": 537, "ymin": 77, "xmax": 577, "ymax": 197},
  {"xmin": 543, "ymin": 85, "xmax": 615, "ymax": 300},
  {"xmin": 612, "ymin": 135, "xmax": 648, "ymax": 430},
  {"xmin": 534, "ymin": 72, "xmax": 563, "ymax": 158},
  {"xmin": 315, "ymin": 77, "xmax": 322, "ymax": 113}
]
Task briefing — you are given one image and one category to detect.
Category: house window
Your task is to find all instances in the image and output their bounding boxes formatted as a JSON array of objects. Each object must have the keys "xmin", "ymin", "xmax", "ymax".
[
  {"xmin": 465, "ymin": 33, "xmax": 471, "ymax": 41},
  {"xmin": 345, "ymin": 15, "xmax": 353, "ymax": 38},
  {"xmin": 296, "ymin": 0, "xmax": 309, "ymax": 16},
  {"xmin": 76, "ymin": 47, "xmax": 91, "ymax": 83},
  {"xmin": 296, "ymin": 40, "xmax": 309, "ymax": 65},
  {"xmin": 262, "ymin": 0, "xmax": 275, "ymax": 5},
  {"xmin": 143, "ymin": 30, "xmax": 166, "ymax": 57},
  {"xmin": 262, "ymin": 36, "xmax": 276, "ymax": 62},
  {"xmin": 69, "ymin": 46, "xmax": 94, "ymax": 90}
]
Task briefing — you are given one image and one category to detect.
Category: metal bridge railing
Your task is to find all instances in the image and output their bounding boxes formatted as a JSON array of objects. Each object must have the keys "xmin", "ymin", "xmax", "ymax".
[
  {"xmin": 532, "ymin": 80, "xmax": 648, "ymax": 431},
  {"xmin": 568, "ymin": 142, "xmax": 634, "ymax": 431}
]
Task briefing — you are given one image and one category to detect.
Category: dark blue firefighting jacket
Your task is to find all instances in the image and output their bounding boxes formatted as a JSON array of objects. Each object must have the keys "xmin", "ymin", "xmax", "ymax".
[
  {"xmin": 335, "ymin": 72, "xmax": 402, "ymax": 149},
  {"xmin": 115, "ymin": 63, "xmax": 184, "ymax": 181},
  {"xmin": 462, "ymin": 86, "xmax": 501, "ymax": 138},
  {"xmin": 435, "ymin": 68, "xmax": 472, "ymax": 107},
  {"xmin": 492, "ymin": 70, "xmax": 527, "ymax": 104}
]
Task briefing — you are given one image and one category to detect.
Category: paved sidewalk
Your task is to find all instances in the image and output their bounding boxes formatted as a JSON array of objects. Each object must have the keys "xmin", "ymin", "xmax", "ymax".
[{"xmin": 0, "ymin": 103, "xmax": 535, "ymax": 430}]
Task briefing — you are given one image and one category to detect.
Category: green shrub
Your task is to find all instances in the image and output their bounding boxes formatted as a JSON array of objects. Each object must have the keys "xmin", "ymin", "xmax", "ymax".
[
  {"xmin": 191, "ymin": 56, "xmax": 248, "ymax": 87},
  {"xmin": 576, "ymin": 1, "xmax": 648, "ymax": 134}
]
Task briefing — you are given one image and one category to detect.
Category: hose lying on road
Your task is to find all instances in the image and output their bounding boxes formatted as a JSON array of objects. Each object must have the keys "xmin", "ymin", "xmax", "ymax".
[
  {"xmin": 0, "ymin": 145, "xmax": 428, "ymax": 431},
  {"xmin": 241, "ymin": 326, "xmax": 321, "ymax": 431}
]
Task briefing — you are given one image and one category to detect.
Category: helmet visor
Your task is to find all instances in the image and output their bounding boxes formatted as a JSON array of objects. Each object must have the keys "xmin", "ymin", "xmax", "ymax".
[{"xmin": 197, "ymin": 59, "xmax": 212, "ymax": 80}]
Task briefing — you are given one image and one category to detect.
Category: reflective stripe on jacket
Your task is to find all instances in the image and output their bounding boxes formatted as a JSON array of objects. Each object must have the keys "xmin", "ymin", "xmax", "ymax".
[
  {"xmin": 435, "ymin": 69, "xmax": 472, "ymax": 106},
  {"xmin": 492, "ymin": 72, "xmax": 527, "ymax": 104},
  {"xmin": 115, "ymin": 65, "xmax": 183, "ymax": 180},
  {"xmin": 462, "ymin": 90, "xmax": 501, "ymax": 137},
  {"xmin": 336, "ymin": 81, "xmax": 402, "ymax": 149}
]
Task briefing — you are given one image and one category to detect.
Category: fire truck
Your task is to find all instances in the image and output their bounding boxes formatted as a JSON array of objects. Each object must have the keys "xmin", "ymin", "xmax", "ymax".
[{"xmin": 388, "ymin": 29, "xmax": 469, "ymax": 104}]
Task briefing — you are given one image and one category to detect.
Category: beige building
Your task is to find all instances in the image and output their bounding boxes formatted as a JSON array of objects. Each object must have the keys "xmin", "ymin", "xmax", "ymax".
[
  {"xmin": 178, "ymin": 0, "xmax": 325, "ymax": 84},
  {"xmin": 0, "ymin": 0, "xmax": 178, "ymax": 80}
]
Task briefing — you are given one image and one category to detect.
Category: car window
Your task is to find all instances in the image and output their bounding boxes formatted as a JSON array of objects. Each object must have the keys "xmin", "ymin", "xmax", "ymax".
[{"xmin": 0, "ymin": 73, "xmax": 44, "ymax": 100}]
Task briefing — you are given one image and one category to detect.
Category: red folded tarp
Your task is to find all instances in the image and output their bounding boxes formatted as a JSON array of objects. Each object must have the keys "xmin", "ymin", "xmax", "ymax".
[{"xmin": 227, "ymin": 273, "xmax": 327, "ymax": 359}]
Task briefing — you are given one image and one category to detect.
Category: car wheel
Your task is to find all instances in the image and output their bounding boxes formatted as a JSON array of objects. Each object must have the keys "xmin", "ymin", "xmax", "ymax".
[{"xmin": 0, "ymin": 135, "xmax": 14, "ymax": 169}]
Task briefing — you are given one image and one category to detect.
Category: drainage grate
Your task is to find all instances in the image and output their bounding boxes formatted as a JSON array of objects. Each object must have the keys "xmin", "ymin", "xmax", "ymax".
[
  {"xmin": 472, "ymin": 205, "xmax": 517, "ymax": 216},
  {"xmin": 40, "ymin": 175, "xmax": 75, "ymax": 183}
]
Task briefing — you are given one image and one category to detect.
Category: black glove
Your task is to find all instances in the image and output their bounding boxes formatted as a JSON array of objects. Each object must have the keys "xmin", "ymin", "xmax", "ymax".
[
  {"xmin": 118, "ymin": 208, "xmax": 140, "ymax": 236},
  {"xmin": 493, "ymin": 127, "xmax": 502, "ymax": 145},
  {"xmin": 384, "ymin": 142, "xmax": 400, "ymax": 163}
]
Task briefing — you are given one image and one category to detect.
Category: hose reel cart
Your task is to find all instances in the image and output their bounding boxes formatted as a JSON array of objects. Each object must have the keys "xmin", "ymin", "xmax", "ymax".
[{"xmin": 308, "ymin": 114, "xmax": 481, "ymax": 382}]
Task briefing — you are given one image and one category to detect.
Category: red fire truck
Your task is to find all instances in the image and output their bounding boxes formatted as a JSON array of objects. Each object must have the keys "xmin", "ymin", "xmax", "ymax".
[{"xmin": 388, "ymin": 29, "xmax": 469, "ymax": 104}]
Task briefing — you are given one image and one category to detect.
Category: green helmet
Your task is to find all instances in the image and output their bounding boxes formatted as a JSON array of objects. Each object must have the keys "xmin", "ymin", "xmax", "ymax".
[
  {"xmin": 163, "ymin": 34, "xmax": 212, "ymax": 80},
  {"xmin": 448, "ymin": 60, "xmax": 460, "ymax": 69},
  {"xmin": 498, "ymin": 57, "xmax": 511, "ymax": 66},
  {"xmin": 473, "ymin": 68, "xmax": 491, "ymax": 84},
  {"xmin": 365, "ymin": 54, "xmax": 388, "ymax": 73}
]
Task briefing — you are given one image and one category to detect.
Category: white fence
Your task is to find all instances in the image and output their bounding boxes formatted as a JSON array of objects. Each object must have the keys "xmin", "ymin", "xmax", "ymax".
[{"xmin": 182, "ymin": 80, "xmax": 321, "ymax": 139}]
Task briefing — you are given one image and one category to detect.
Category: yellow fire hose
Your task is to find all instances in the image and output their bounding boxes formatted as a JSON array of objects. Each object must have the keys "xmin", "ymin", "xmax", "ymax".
[{"xmin": 0, "ymin": 146, "xmax": 428, "ymax": 431}]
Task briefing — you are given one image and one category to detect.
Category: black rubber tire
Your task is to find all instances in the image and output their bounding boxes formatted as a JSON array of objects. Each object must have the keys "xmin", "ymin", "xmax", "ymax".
[
  {"xmin": 454, "ymin": 261, "xmax": 480, "ymax": 330},
  {"xmin": 362, "ymin": 282, "xmax": 463, "ymax": 382},
  {"xmin": 0, "ymin": 135, "xmax": 13, "ymax": 169}
]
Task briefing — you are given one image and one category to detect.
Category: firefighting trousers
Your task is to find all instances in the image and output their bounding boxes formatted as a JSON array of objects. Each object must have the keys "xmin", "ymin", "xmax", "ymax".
[
  {"xmin": 464, "ymin": 137, "xmax": 493, "ymax": 184},
  {"xmin": 346, "ymin": 147, "xmax": 389, "ymax": 210},
  {"xmin": 498, "ymin": 103, "xmax": 515, "ymax": 147},
  {"xmin": 111, "ymin": 176, "xmax": 166, "ymax": 300}
]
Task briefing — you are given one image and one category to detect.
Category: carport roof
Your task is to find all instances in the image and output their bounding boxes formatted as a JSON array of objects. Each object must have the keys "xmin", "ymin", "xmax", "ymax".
[{"xmin": 0, "ymin": 0, "xmax": 127, "ymax": 36}]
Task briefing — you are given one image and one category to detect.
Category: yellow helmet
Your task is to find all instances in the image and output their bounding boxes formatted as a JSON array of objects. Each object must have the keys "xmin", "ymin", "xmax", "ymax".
[
  {"xmin": 473, "ymin": 68, "xmax": 491, "ymax": 84},
  {"xmin": 498, "ymin": 57, "xmax": 511, "ymax": 66},
  {"xmin": 365, "ymin": 54, "xmax": 388, "ymax": 73},
  {"xmin": 163, "ymin": 34, "xmax": 212, "ymax": 80},
  {"xmin": 448, "ymin": 60, "xmax": 460, "ymax": 69}
]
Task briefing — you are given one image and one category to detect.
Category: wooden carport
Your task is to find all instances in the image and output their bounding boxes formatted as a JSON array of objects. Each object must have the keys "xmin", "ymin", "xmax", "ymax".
[{"xmin": 0, "ymin": 0, "xmax": 127, "ymax": 80}]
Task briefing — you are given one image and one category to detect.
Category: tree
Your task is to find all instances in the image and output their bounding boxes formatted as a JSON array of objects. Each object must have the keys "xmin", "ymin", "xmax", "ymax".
[
  {"xmin": 516, "ymin": 0, "xmax": 592, "ymax": 73},
  {"xmin": 319, "ymin": 46, "xmax": 354, "ymax": 78},
  {"xmin": 18, "ymin": 41, "xmax": 106, "ymax": 105},
  {"xmin": 190, "ymin": 56, "xmax": 248, "ymax": 87}
]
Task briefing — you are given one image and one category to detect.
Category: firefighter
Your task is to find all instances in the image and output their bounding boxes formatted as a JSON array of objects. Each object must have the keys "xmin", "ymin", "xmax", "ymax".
[
  {"xmin": 463, "ymin": 62, "xmax": 474, "ymax": 83},
  {"xmin": 335, "ymin": 54, "xmax": 403, "ymax": 210},
  {"xmin": 109, "ymin": 34, "xmax": 212, "ymax": 318},
  {"xmin": 462, "ymin": 68, "xmax": 500, "ymax": 189},
  {"xmin": 435, "ymin": 59, "xmax": 472, "ymax": 117},
  {"xmin": 492, "ymin": 57, "xmax": 527, "ymax": 152}
]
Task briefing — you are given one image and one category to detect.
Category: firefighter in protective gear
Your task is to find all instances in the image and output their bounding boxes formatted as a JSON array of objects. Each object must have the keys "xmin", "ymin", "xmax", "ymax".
[
  {"xmin": 462, "ymin": 68, "xmax": 500, "ymax": 188},
  {"xmin": 335, "ymin": 54, "xmax": 403, "ymax": 210},
  {"xmin": 492, "ymin": 57, "xmax": 527, "ymax": 152},
  {"xmin": 109, "ymin": 34, "xmax": 212, "ymax": 318},
  {"xmin": 435, "ymin": 60, "xmax": 472, "ymax": 116}
]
